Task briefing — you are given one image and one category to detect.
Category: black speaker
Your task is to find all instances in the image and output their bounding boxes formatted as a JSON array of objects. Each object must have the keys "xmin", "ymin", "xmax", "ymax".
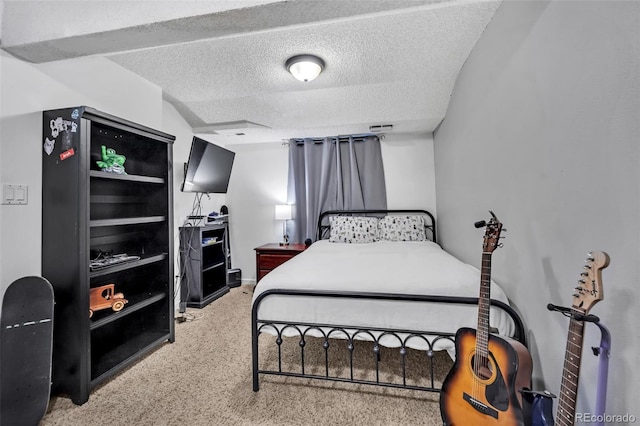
[{"xmin": 227, "ymin": 268, "xmax": 241, "ymax": 288}]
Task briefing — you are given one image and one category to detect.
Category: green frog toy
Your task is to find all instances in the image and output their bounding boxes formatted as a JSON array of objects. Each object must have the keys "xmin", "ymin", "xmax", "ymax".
[{"xmin": 96, "ymin": 145, "xmax": 127, "ymax": 174}]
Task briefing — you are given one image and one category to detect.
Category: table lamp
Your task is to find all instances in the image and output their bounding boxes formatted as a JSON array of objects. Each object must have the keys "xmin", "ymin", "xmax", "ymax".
[{"xmin": 275, "ymin": 204, "xmax": 292, "ymax": 246}]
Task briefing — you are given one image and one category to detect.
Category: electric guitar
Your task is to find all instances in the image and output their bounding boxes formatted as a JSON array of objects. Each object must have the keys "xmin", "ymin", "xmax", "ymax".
[
  {"xmin": 550, "ymin": 251, "xmax": 610, "ymax": 426},
  {"xmin": 440, "ymin": 212, "xmax": 533, "ymax": 425}
]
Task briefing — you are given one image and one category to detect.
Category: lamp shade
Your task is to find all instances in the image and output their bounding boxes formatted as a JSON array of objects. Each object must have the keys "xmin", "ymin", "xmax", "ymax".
[
  {"xmin": 286, "ymin": 55, "xmax": 325, "ymax": 82},
  {"xmin": 275, "ymin": 204, "xmax": 292, "ymax": 220}
]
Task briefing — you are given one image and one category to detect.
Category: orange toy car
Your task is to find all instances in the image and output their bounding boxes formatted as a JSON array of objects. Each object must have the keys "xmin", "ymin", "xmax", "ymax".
[{"xmin": 89, "ymin": 284, "xmax": 128, "ymax": 318}]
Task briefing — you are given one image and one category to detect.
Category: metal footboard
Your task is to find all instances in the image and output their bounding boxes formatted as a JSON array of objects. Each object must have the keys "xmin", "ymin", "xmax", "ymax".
[{"xmin": 251, "ymin": 289, "xmax": 527, "ymax": 392}]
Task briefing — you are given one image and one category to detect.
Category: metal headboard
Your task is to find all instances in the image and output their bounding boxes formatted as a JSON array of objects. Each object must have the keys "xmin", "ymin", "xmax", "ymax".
[{"xmin": 317, "ymin": 209, "xmax": 436, "ymax": 243}]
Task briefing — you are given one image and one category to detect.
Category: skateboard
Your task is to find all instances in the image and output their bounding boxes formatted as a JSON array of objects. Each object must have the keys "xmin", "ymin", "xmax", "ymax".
[{"xmin": 1, "ymin": 276, "xmax": 54, "ymax": 426}]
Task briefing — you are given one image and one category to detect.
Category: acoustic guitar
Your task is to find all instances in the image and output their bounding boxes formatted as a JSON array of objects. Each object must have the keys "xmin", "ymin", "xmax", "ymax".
[
  {"xmin": 440, "ymin": 212, "xmax": 533, "ymax": 425},
  {"xmin": 548, "ymin": 251, "xmax": 610, "ymax": 426}
]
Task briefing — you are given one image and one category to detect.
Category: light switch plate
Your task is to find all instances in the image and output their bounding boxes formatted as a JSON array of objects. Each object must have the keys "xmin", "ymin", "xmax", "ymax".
[{"xmin": 2, "ymin": 184, "xmax": 28, "ymax": 205}]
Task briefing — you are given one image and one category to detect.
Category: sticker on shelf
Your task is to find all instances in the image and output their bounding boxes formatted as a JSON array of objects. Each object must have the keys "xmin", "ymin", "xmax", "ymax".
[
  {"xmin": 49, "ymin": 117, "xmax": 74, "ymax": 139},
  {"xmin": 60, "ymin": 148, "xmax": 75, "ymax": 161},
  {"xmin": 43, "ymin": 137, "xmax": 55, "ymax": 155},
  {"xmin": 49, "ymin": 117, "xmax": 63, "ymax": 138}
]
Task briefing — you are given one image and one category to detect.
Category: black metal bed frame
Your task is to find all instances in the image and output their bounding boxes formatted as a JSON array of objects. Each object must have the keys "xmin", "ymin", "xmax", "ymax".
[{"xmin": 251, "ymin": 209, "xmax": 527, "ymax": 394}]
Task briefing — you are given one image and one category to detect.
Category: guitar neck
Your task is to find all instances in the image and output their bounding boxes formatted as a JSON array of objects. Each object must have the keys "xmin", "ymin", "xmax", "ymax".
[
  {"xmin": 555, "ymin": 314, "xmax": 586, "ymax": 426},
  {"xmin": 476, "ymin": 252, "xmax": 493, "ymax": 356}
]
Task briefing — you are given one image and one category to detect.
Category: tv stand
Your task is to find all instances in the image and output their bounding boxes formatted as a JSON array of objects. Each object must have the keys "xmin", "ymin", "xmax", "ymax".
[{"xmin": 179, "ymin": 222, "xmax": 230, "ymax": 308}]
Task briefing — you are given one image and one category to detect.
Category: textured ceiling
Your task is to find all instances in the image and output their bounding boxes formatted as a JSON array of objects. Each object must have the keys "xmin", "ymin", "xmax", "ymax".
[{"xmin": 1, "ymin": 0, "xmax": 501, "ymax": 145}]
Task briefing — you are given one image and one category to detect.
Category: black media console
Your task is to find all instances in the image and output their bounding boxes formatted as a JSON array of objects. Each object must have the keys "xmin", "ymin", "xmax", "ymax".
[{"xmin": 179, "ymin": 222, "xmax": 232, "ymax": 309}]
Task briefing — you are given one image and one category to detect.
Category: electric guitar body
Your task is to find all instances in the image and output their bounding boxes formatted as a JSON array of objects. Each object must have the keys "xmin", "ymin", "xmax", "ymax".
[
  {"xmin": 439, "ymin": 212, "xmax": 533, "ymax": 426},
  {"xmin": 441, "ymin": 327, "xmax": 532, "ymax": 425}
]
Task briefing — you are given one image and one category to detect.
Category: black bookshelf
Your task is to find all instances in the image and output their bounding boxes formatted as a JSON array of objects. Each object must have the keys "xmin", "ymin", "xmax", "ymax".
[{"xmin": 42, "ymin": 106, "xmax": 175, "ymax": 405}]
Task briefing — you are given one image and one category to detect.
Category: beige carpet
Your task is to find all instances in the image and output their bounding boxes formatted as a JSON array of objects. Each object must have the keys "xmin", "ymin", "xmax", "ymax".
[{"xmin": 40, "ymin": 286, "xmax": 451, "ymax": 426}]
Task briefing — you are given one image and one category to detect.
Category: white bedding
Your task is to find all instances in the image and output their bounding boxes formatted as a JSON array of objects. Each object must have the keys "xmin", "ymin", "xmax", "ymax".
[{"xmin": 252, "ymin": 240, "xmax": 515, "ymax": 352}]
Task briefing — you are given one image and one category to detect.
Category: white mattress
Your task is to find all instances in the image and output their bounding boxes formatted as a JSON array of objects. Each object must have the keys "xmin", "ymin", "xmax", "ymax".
[{"xmin": 252, "ymin": 240, "xmax": 515, "ymax": 352}]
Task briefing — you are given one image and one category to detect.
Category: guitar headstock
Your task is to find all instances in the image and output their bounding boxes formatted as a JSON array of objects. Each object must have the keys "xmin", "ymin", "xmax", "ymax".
[
  {"xmin": 477, "ymin": 211, "xmax": 504, "ymax": 253},
  {"xmin": 572, "ymin": 251, "xmax": 610, "ymax": 312}
]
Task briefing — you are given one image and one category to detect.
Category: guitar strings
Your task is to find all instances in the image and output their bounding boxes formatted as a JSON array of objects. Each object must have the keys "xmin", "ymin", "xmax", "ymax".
[{"xmin": 473, "ymin": 253, "xmax": 492, "ymax": 401}]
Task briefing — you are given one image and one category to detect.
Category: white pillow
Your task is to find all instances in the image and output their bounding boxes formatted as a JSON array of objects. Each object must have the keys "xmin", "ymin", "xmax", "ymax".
[
  {"xmin": 378, "ymin": 215, "xmax": 426, "ymax": 241},
  {"xmin": 329, "ymin": 216, "xmax": 379, "ymax": 243}
]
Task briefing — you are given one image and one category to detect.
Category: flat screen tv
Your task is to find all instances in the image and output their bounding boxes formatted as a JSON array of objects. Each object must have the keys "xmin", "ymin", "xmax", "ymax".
[{"xmin": 181, "ymin": 137, "xmax": 235, "ymax": 193}]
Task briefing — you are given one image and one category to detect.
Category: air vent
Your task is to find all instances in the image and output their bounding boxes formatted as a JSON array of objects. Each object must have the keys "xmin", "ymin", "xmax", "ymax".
[{"xmin": 369, "ymin": 124, "xmax": 393, "ymax": 132}]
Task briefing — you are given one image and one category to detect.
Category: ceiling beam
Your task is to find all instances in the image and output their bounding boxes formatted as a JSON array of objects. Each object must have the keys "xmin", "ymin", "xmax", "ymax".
[{"xmin": 1, "ymin": 0, "xmax": 443, "ymax": 63}]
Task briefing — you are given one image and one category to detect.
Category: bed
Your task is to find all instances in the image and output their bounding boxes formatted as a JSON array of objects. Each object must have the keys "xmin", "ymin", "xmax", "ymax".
[{"xmin": 251, "ymin": 209, "xmax": 526, "ymax": 393}]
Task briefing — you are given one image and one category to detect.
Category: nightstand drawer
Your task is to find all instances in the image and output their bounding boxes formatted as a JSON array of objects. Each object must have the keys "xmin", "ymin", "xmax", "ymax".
[
  {"xmin": 259, "ymin": 254, "xmax": 295, "ymax": 270},
  {"xmin": 254, "ymin": 243, "xmax": 307, "ymax": 283}
]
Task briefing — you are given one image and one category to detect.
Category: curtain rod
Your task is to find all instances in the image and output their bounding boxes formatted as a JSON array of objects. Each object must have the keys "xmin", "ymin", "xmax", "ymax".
[{"xmin": 285, "ymin": 133, "xmax": 384, "ymax": 146}]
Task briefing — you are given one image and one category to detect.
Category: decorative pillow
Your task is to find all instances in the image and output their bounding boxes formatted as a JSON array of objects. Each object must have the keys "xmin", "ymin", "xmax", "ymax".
[
  {"xmin": 329, "ymin": 216, "xmax": 379, "ymax": 243},
  {"xmin": 378, "ymin": 215, "xmax": 426, "ymax": 241}
]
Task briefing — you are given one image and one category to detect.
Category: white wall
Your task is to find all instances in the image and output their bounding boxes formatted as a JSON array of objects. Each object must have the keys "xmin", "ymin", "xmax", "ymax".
[
  {"xmin": 0, "ymin": 1, "xmax": 4, "ymax": 42},
  {"xmin": 224, "ymin": 132, "xmax": 436, "ymax": 283},
  {"xmin": 37, "ymin": 58, "xmax": 163, "ymax": 129},
  {"xmin": 381, "ymin": 132, "xmax": 436, "ymax": 213},
  {"xmin": 0, "ymin": 51, "xmax": 195, "ymax": 303},
  {"xmin": 224, "ymin": 141, "xmax": 289, "ymax": 284},
  {"xmin": 434, "ymin": 0, "xmax": 639, "ymax": 419}
]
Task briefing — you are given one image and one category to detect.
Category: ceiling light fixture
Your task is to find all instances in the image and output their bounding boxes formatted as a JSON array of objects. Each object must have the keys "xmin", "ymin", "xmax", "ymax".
[{"xmin": 285, "ymin": 54, "xmax": 325, "ymax": 82}]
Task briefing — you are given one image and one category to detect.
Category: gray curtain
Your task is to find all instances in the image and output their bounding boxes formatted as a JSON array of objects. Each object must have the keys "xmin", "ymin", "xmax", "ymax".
[{"xmin": 287, "ymin": 135, "xmax": 387, "ymax": 243}]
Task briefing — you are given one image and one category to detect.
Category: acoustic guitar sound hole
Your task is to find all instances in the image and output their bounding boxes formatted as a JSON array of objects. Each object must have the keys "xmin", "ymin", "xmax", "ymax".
[{"xmin": 471, "ymin": 354, "xmax": 494, "ymax": 380}]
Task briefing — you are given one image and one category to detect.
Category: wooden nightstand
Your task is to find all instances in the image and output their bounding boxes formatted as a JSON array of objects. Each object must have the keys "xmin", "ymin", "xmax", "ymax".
[{"xmin": 254, "ymin": 243, "xmax": 307, "ymax": 283}]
